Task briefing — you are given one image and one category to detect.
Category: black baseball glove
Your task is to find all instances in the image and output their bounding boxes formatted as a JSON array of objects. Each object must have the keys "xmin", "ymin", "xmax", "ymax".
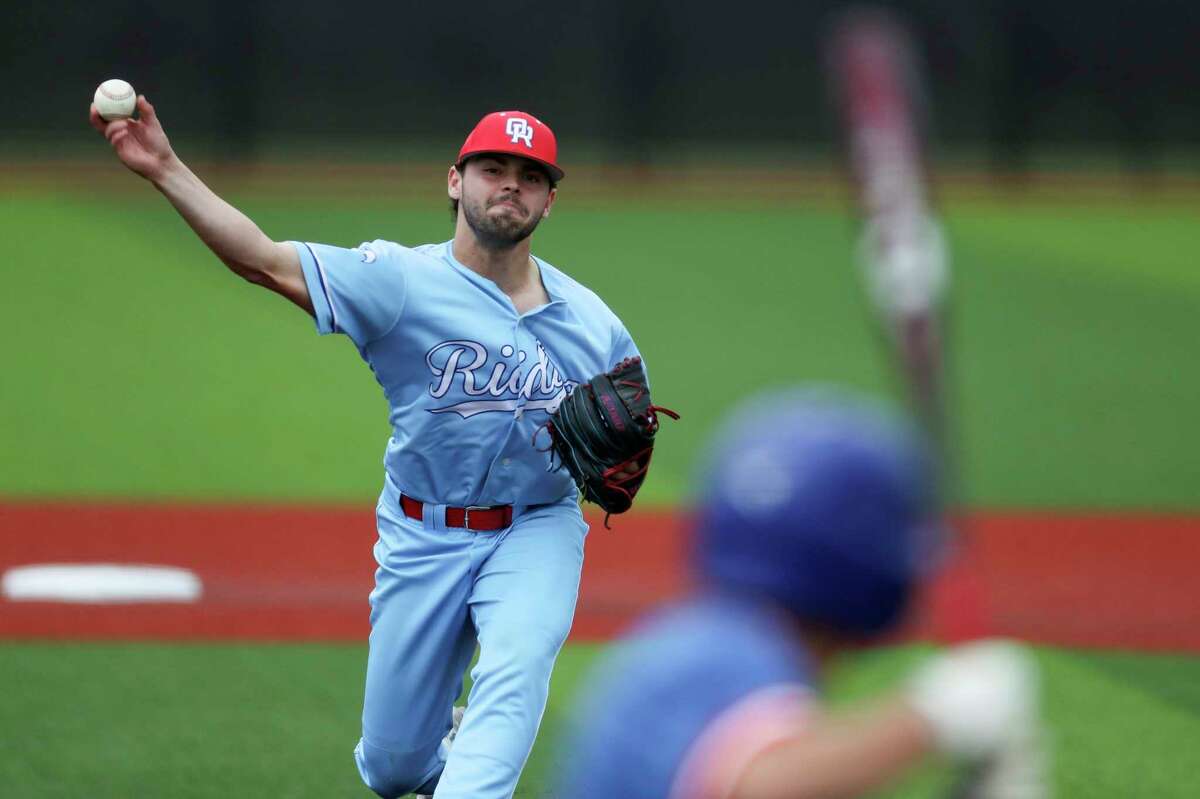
[{"xmin": 543, "ymin": 356, "xmax": 678, "ymax": 525}]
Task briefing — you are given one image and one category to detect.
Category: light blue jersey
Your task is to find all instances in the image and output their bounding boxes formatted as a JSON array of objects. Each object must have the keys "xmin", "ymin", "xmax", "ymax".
[{"xmin": 290, "ymin": 238, "xmax": 640, "ymax": 507}]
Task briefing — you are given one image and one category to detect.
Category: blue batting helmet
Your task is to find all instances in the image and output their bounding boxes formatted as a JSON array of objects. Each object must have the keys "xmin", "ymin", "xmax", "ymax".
[{"xmin": 692, "ymin": 386, "xmax": 943, "ymax": 636}]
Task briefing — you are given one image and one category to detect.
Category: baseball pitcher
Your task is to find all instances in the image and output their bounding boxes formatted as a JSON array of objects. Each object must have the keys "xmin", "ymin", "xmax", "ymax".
[{"xmin": 90, "ymin": 99, "xmax": 666, "ymax": 799}]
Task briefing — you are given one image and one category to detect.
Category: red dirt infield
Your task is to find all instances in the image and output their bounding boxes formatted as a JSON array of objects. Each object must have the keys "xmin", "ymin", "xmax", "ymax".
[{"xmin": 1, "ymin": 502, "xmax": 1196, "ymax": 651}]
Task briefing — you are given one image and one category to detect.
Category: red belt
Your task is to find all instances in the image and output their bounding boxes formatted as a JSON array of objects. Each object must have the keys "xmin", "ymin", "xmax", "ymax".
[{"xmin": 400, "ymin": 494, "xmax": 513, "ymax": 532}]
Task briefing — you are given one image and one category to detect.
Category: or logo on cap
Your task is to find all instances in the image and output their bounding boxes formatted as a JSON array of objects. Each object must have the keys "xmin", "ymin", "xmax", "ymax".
[{"xmin": 505, "ymin": 117, "xmax": 534, "ymax": 148}]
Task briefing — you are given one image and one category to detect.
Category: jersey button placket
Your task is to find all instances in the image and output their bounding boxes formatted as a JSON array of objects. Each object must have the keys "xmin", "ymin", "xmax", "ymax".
[{"xmin": 511, "ymin": 321, "xmax": 529, "ymax": 418}]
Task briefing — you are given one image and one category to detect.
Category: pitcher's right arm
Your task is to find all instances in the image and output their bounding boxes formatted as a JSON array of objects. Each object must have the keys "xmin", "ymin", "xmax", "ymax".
[{"xmin": 90, "ymin": 95, "xmax": 311, "ymax": 314}]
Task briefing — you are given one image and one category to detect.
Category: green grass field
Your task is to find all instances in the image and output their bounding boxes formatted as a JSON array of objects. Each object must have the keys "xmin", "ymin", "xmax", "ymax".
[
  {"xmin": 3, "ymin": 176, "xmax": 1199, "ymax": 797},
  {"xmin": 4, "ymin": 642, "xmax": 1199, "ymax": 797},
  {"xmin": 3, "ymin": 187, "xmax": 1197, "ymax": 507}
]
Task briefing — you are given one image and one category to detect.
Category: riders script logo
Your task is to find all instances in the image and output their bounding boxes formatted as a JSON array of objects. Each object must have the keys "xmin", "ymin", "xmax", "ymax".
[
  {"xmin": 505, "ymin": 117, "xmax": 534, "ymax": 148},
  {"xmin": 425, "ymin": 339, "xmax": 575, "ymax": 419}
]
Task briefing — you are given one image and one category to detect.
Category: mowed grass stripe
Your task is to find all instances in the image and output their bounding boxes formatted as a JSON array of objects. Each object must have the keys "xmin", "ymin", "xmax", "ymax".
[
  {"xmin": 1071, "ymin": 649, "xmax": 1200, "ymax": 718},
  {"xmin": 1040, "ymin": 648, "xmax": 1200, "ymax": 797},
  {"xmin": 951, "ymin": 205, "xmax": 1200, "ymax": 294},
  {"xmin": 0, "ymin": 643, "xmax": 367, "ymax": 798},
  {"xmin": 3, "ymin": 194, "xmax": 393, "ymax": 502},
  {"xmin": 947, "ymin": 213, "xmax": 1200, "ymax": 509}
]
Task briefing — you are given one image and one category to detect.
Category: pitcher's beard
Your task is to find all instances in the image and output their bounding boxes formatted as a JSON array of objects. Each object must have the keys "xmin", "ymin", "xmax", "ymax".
[{"xmin": 462, "ymin": 195, "xmax": 544, "ymax": 249}]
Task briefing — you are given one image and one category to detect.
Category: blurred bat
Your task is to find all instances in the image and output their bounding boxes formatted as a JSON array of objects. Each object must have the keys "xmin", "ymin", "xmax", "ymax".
[
  {"xmin": 826, "ymin": 8, "xmax": 991, "ymax": 642},
  {"xmin": 825, "ymin": 7, "xmax": 950, "ymax": 456}
]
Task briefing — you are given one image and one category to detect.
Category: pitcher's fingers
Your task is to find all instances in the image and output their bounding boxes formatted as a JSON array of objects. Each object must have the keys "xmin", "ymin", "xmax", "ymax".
[
  {"xmin": 88, "ymin": 104, "xmax": 109, "ymax": 134},
  {"xmin": 104, "ymin": 119, "xmax": 129, "ymax": 143},
  {"xmin": 137, "ymin": 95, "xmax": 156, "ymax": 123}
]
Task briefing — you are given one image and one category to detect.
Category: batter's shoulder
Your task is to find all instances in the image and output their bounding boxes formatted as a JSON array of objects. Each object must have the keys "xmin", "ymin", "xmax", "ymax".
[
  {"xmin": 610, "ymin": 599, "xmax": 812, "ymax": 699},
  {"xmin": 559, "ymin": 600, "xmax": 813, "ymax": 798}
]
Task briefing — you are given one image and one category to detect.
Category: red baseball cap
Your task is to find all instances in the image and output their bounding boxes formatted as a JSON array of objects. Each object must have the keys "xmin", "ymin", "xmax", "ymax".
[{"xmin": 457, "ymin": 110, "xmax": 564, "ymax": 182}]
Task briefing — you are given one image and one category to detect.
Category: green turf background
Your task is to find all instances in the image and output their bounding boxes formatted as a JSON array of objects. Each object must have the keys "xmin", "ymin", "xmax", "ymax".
[
  {"xmin": 3, "ymin": 189, "xmax": 1197, "ymax": 508},
  {"xmin": 4, "ymin": 642, "xmax": 1199, "ymax": 798},
  {"xmin": 3, "ymin": 180, "xmax": 1198, "ymax": 797}
]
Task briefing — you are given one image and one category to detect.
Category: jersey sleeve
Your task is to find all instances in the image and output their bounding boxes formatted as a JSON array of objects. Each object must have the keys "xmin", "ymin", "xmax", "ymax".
[
  {"xmin": 610, "ymin": 324, "xmax": 642, "ymax": 368},
  {"xmin": 610, "ymin": 323, "xmax": 653, "ymax": 391},
  {"xmin": 289, "ymin": 239, "xmax": 408, "ymax": 346}
]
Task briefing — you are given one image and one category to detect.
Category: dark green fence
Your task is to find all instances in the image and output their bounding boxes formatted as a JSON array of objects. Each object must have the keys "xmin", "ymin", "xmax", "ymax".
[{"xmin": 8, "ymin": 0, "xmax": 1198, "ymax": 164}]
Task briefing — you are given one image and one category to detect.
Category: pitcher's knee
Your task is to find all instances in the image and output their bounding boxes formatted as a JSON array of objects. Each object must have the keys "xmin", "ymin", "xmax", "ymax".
[
  {"xmin": 355, "ymin": 737, "xmax": 441, "ymax": 799},
  {"xmin": 476, "ymin": 626, "xmax": 569, "ymax": 712},
  {"xmin": 490, "ymin": 624, "xmax": 567, "ymax": 674}
]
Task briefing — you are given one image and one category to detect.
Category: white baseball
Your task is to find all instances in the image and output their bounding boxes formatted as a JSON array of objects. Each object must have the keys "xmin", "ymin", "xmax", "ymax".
[{"xmin": 94, "ymin": 79, "xmax": 137, "ymax": 121}]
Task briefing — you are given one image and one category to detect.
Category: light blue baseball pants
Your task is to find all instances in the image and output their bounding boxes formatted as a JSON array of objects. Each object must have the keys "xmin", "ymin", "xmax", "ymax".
[{"xmin": 354, "ymin": 475, "xmax": 588, "ymax": 798}]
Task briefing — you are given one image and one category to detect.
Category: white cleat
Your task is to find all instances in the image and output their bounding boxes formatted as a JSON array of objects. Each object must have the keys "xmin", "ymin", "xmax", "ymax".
[
  {"xmin": 446, "ymin": 705, "xmax": 465, "ymax": 746},
  {"xmin": 415, "ymin": 706, "xmax": 466, "ymax": 799}
]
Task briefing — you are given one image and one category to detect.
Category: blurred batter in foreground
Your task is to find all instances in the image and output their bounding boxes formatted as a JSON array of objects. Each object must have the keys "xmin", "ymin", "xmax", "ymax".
[{"xmin": 557, "ymin": 387, "xmax": 1048, "ymax": 799}]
